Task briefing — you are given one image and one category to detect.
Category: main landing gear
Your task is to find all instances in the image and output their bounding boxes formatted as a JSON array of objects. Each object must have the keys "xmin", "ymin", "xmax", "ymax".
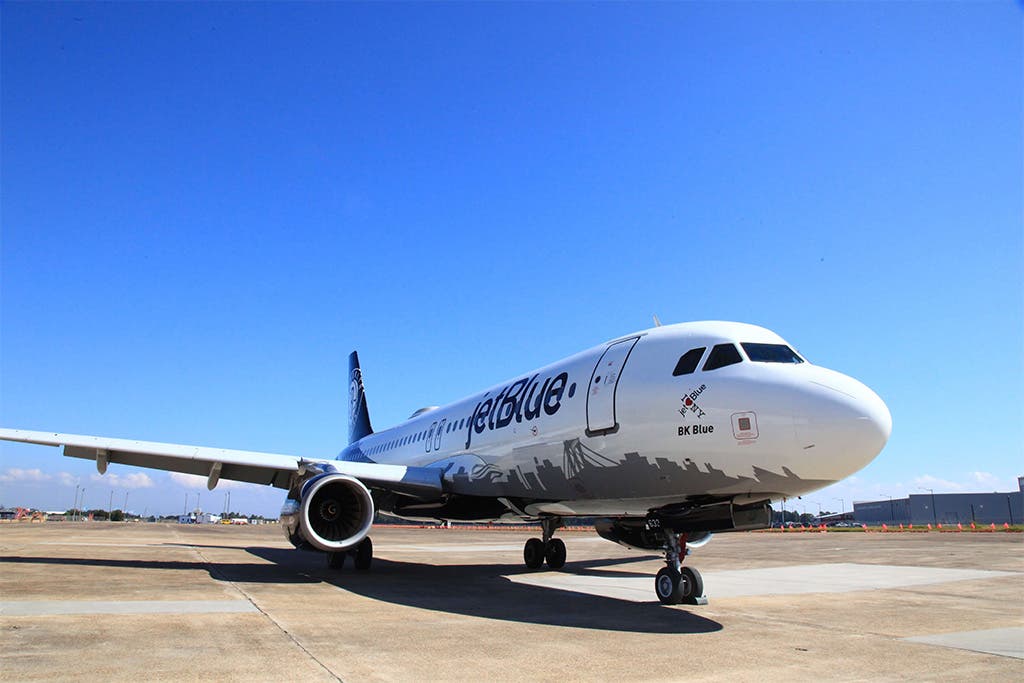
[
  {"xmin": 523, "ymin": 517, "xmax": 566, "ymax": 570},
  {"xmin": 654, "ymin": 530, "xmax": 706, "ymax": 605},
  {"xmin": 326, "ymin": 537, "xmax": 373, "ymax": 571}
]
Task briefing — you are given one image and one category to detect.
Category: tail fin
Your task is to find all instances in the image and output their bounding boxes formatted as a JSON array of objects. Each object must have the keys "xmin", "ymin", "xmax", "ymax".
[{"xmin": 348, "ymin": 351, "xmax": 373, "ymax": 444}]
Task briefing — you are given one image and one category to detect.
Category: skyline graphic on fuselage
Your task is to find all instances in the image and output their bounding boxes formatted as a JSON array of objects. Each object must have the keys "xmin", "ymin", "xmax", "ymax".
[{"xmin": 444, "ymin": 438, "xmax": 832, "ymax": 502}]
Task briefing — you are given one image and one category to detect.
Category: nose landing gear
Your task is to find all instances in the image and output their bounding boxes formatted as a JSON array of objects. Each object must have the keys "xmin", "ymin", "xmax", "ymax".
[
  {"xmin": 654, "ymin": 530, "xmax": 706, "ymax": 605},
  {"xmin": 523, "ymin": 517, "xmax": 566, "ymax": 570}
]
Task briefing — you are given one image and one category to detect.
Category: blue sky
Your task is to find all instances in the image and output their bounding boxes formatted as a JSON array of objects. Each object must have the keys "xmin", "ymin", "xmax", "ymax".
[{"xmin": 2, "ymin": 2, "xmax": 1021, "ymax": 518}]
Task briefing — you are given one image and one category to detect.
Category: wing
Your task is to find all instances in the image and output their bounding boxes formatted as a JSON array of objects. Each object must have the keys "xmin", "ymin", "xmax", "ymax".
[{"xmin": 0, "ymin": 428, "xmax": 442, "ymax": 497}]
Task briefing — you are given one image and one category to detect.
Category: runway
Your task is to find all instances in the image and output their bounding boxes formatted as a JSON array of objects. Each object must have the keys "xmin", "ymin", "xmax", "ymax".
[{"xmin": 1, "ymin": 523, "xmax": 1021, "ymax": 681}]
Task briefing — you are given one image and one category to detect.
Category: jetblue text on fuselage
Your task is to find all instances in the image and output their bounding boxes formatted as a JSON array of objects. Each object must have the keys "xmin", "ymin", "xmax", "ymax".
[{"xmin": 465, "ymin": 372, "xmax": 575, "ymax": 449}]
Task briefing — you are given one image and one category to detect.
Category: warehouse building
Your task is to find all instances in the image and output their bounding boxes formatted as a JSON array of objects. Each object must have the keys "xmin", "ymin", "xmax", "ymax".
[{"xmin": 854, "ymin": 477, "xmax": 1023, "ymax": 525}]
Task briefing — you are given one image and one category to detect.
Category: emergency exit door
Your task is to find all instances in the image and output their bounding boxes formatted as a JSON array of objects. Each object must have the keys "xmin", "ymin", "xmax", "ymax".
[{"xmin": 586, "ymin": 337, "xmax": 639, "ymax": 435}]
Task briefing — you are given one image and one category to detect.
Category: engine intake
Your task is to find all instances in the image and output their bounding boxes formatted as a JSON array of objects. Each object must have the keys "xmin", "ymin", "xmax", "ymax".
[{"xmin": 282, "ymin": 473, "xmax": 375, "ymax": 552}]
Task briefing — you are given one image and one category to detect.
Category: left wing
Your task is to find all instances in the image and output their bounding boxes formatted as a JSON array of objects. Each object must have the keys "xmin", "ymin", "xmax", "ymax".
[{"xmin": 0, "ymin": 428, "xmax": 443, "ymax": 497}]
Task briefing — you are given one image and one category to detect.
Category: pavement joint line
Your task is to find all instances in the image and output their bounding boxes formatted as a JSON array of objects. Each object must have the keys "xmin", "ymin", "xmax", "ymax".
[
  {"xmin": 902, "ymin": 626, "xmax": 1024, "ymax": 660},
  {"xmin": 178, "ymin": 535, "xmax": 343, "ymax": 683}
]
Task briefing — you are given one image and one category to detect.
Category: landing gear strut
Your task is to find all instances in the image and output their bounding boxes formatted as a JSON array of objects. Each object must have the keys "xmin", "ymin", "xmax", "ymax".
[
  {"xmin": 326, "ymin": 536, "xmax": 373, "ymax": 571},
  {"xmin": 523, "ymin": 517, "xmax": 566, "ymax": 570},
  {"xmin": 654, "ymin": 530, "xmax": 705, "ymax": 605}
]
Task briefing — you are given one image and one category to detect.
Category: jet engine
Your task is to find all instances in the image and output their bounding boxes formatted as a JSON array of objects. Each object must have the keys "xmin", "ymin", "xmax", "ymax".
[{"xmin": 281, "ymin": 473, "xmax": 375, "ymax": 552}]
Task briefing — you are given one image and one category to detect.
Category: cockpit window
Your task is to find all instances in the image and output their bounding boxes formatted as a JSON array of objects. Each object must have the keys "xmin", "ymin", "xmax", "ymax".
[
  {"xmin": 672, "ymin": 347, "xmax": 706, "ymax": 376},
  {"xmin": 742, "ymin": 343, "xmax": 804, "ymax": 364},
  {"xmin": 703, "ymin": 343, "xmax": 743, "ymax": 371}
]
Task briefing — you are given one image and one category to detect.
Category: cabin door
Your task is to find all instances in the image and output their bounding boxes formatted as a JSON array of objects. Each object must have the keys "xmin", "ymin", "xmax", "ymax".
[{"xmin": 586, "ymin": 337, "xmax": 639, "ymax": 435}]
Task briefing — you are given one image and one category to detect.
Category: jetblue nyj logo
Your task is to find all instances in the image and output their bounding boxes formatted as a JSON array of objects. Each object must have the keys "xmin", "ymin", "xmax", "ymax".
[{"xmin": 465, "ymin": 372, "xmax": 575, "ymax": 449}]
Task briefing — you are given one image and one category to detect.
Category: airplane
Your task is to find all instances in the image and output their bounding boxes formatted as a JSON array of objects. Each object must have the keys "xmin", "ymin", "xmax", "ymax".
[{"xmin": 0, "ymin": 321, "xmax": 891, "ymax": 605}]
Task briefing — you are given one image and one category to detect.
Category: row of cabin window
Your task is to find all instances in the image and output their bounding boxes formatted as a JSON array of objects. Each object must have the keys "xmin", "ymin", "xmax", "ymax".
[
  {"xmin": 673, "ymin": 342, "xmax": 803, "ymax": 376},
  {"xmin": 369, "ymin": 415, "xmax": 472, "ymax": 454}
]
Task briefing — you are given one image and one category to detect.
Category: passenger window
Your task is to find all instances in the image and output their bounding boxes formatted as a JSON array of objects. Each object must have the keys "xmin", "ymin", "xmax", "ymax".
[
  {"xmin": 741, "ymin": 343, "xmax": 804, "ymax": 364},
  {"xmin": 703, "ymin": 343, "xmax": 743, "ymax": 371},
  {"xmin": 672, "ymin": 347, "xmax": 706, "ymax": 376}
]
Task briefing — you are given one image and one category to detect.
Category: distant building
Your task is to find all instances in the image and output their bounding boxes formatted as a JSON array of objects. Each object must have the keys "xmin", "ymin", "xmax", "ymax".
[
  {"xmin": 854, "ymin": 478, "xmax": 1023, "ymax": 525},
  {"xmin": 179, "ymin": 511, "xmax": 221, "ymax": 524}
]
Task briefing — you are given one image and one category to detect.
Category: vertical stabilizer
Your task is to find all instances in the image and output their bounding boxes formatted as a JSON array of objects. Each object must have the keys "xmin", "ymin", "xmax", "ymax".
[{"xmin": 348, "ymin": 351, "xmax": 373, "ymax": 444}]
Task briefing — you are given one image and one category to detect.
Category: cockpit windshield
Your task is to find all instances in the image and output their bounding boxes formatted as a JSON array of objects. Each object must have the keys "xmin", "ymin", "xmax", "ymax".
[
  {"xmin": 741, "ymin": 343, "xmax": 804, "ymax": 364},
  {"xmin": 703, "ymin": 343, "xmax": 743, "ymax": 371}
]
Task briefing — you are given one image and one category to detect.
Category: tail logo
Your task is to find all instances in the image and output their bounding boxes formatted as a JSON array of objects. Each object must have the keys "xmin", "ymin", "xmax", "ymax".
[{"xmin": 349, "ymin": 368, "xmax": 364, "ymax": 422}]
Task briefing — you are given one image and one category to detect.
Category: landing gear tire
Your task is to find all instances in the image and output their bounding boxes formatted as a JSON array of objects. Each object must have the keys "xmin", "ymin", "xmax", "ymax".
[
  {"xmin": 524, "ymin": 538, "xmax": 545, "ymax": 569},
  {"xmin": 327, "ymin": 551, "xmax": 346, "ymax": 570},
  {"xmin": 353, "ymin": 537, "xmax": 373, "ymax": 571},
  {"xmin": 679, "ymin": 566, "xmax": 703, "ymax": 603},
  {"xmin": 655, "ymin": 567, "xmax": 684, "ymax": 605},
  {"xmin": 544, "ymin": 538, "xmax": 567, "ymax": 569}
]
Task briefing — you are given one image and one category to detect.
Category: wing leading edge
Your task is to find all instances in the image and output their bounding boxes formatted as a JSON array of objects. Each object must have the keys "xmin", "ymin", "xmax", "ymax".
[{"xmin": 0, "ymin": 428, "xmax": 443, "ymax": 497}]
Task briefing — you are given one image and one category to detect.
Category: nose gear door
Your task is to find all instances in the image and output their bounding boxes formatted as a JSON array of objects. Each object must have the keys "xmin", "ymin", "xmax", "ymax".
[{"xmin": 586, "ymin": 336, "xmax": 640, "ymax": 436}]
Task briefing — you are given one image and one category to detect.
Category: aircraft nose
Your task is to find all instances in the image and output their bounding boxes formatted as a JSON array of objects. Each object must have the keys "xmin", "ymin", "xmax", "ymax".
[{"xmin": 795, "ymin": 369, "xmax": 892, "ymax": 477}]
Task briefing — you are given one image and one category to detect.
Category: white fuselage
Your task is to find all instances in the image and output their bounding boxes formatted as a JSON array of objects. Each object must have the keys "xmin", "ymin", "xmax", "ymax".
[{"xmin": 342, "ymin": 321, "xmax": 891, "ymax": 517}]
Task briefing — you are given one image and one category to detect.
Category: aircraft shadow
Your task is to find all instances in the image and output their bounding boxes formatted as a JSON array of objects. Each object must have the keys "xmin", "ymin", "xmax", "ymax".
[
  {"xmin": 1, "ymin": 549, "xmax": 722, "ymax": 634},
  {"xmin": 247, "ymin": 547, "xmax": 722, "ymax": 635}
]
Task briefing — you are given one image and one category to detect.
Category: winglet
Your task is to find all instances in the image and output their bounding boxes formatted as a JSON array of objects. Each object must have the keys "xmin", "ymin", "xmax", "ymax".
[{"xmin": 348, "ymin": 352, "xmax": 374, "ymax": 445}]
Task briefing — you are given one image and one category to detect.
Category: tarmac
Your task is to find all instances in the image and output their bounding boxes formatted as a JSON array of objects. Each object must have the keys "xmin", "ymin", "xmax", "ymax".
[{"xmin": 1, "ymin": 523, "xmax": 1021, "ymax": 681}]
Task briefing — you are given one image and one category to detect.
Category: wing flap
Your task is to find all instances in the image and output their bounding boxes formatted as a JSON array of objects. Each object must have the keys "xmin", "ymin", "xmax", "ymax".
[{"xmin": 61, "ymin": 444, "xmax": 294, "ymax": 488}]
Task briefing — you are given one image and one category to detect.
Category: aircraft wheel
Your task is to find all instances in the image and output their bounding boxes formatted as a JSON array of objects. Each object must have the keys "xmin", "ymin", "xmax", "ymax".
[
  {"xmin": 544, "ymin": 538, "xmax": 566, "ymax": 569},
  {"xmin": 680, "ymin": 566, "xmax": 703, "ymax": 603},
  {"xmin": 327, "ymin": 551, "xmax": 346, "ymax": 570},
  {"xmin": 524, "ymin": 538, "xmax": 545, "ymax": 569},
  {"xmin": 655, "ymin": 566, "xmax": 683, "ymax": 605},
  {"xmin": 353, "ymin": 537, "xmax": 373, "ymax": 571}
]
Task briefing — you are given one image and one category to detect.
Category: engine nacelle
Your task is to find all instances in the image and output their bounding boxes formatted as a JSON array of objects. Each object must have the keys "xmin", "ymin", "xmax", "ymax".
[{"xmin": 281, "ymin": 473, "xmax": 375, "ymax": 552}]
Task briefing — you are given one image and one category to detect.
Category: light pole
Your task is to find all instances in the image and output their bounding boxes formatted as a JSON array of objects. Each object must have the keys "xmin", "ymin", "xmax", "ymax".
[
  {"xmin": 73, "ymin": 484, "xmax": 80, "ymax": 522},
  {"xmin": 918, "ymin": 487, "xmax": 937, "ymax": 524},
  {"xmin": 124, "ymin": 491, "xmax": 129, "ymax": 519},
  {"xmin": 834, "ymin": 497, "xmax": 845, "ymax": 517},
  {"xmin": 108, "ymin": 489, "xmax": 114, "ymax": 522}
]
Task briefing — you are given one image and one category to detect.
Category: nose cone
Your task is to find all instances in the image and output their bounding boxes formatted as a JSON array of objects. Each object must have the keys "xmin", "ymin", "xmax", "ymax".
[{"xmin": 796, "ymin": 368, "xmax": 892, "ymax": 479}]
